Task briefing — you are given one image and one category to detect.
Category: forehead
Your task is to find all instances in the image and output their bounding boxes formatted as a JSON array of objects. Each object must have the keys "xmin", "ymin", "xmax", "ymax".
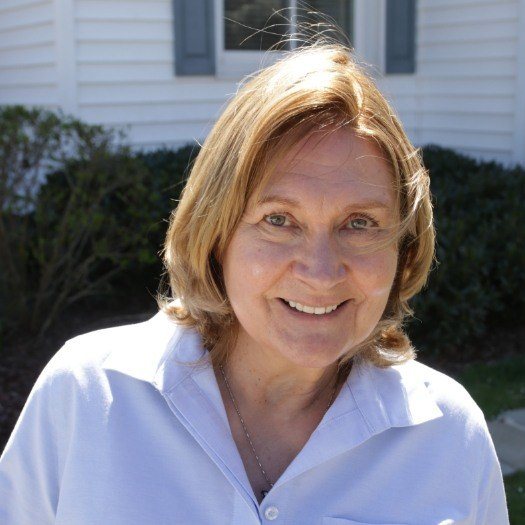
[{"xmin": 255, "ymin": 128, "xmax": 395, "ymax": 208}]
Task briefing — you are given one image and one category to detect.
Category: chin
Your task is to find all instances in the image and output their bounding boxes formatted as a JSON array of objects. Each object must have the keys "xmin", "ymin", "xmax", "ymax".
[{"xmin": 278, "ymin": 337, "xmax": 355, "ymax": 369}]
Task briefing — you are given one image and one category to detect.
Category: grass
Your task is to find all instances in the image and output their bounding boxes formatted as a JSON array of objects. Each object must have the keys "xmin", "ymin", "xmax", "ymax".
[
  {"xmin": 454, "ymin": 355, "xmax": 525, "ymax": 524},
  {"xmin": 505, "ymin": 471, "xmax": 525, "ymax": 525},
  {"xmin": 454, "ymin": 354, "xmax": 525, "ymax": 420}
]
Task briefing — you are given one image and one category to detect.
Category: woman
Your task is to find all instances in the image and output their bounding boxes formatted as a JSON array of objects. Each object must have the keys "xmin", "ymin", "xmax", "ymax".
[{"xmin": 0, "ymin": 44, "xmax": 508, "ymax": 524}]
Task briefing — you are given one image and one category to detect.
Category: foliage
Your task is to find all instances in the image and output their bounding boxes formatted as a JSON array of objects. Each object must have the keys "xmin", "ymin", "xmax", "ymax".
[
  {"xmin": 103, "ymin": 146, "xmax": 199, "ymax": 297},
  {"xmin": 453, "ymin": 355, "xmax": 525, "ymax": 420},
  {"xmin": 0, "ymin": 106, "xmax": 200, "ymax": 342},
  {"xmin": 0, "ymin": 106, "xmax": 155, "ymax": 339},
  {"xmin": 133, "ymin": 146, "xmax": 199, "ymax": 261},
  {"xmin": 408, "ymin": 145, "xmax": 525, "ymax": 356},
  {"xmin": 505, "ymin": 471, "xmax": 525, "ymax": 525}
]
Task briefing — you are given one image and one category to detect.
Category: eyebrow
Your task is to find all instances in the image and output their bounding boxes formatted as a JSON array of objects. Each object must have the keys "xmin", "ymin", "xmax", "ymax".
[{"xmin": 256, "ymin": 194, "xmax": 393, "ymax": 211}]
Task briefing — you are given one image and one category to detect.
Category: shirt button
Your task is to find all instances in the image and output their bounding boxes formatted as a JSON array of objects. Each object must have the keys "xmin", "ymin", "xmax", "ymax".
[{"xmin": 264, "ymin": 506, "xmax": 279, "ymax": 520}]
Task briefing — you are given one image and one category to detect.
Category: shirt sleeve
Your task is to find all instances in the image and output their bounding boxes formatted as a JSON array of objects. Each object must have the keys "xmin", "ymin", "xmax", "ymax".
[
  {"xmin": 474, "ymin": 426, "xmax": 510, "ymax": 525},
  {"xmin": 0, "ymin": 351, "xmax": 65, "ymax": 524}
]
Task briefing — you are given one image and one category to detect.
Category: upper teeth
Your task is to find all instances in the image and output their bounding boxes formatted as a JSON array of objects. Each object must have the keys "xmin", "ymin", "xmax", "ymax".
[{"xmin": 286, "ymin": 300, "xmax": 339, "ymax": 315}]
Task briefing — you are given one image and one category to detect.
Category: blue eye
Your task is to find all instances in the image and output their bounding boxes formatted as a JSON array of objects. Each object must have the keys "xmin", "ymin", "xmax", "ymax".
[
  {"xmin": 265, "ymin": 214, "xmax": 288, "ymax": 227},
  {"xmin": 348, "ymin": 217, "xmax": 370, "ymax": 229}
]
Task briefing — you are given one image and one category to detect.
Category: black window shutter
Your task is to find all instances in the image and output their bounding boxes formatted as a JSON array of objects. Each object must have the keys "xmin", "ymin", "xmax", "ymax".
[
  {"xmin": 174, "ymin": 0, "xmax": 215, "ymax": 75},
  {"xmin": 385, "ymin": 0, "xmax": 416, "ymax": 74}
]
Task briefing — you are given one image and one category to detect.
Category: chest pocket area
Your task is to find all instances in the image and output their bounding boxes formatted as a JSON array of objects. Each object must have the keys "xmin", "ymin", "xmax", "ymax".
[{"xmin": 323, "ymin": 519, "xmax": 408, "ymax": 525}]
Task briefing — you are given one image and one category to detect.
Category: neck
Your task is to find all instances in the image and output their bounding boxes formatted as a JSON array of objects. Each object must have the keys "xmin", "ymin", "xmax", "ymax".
[{"xmin": 218, "ymin": 333, "xmax": 341, "ymax": 420}]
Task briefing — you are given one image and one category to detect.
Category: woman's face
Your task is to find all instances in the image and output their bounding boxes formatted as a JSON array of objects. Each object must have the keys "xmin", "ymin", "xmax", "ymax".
[{"xmin": 222, "ymin": 128, "xmax": 399, "ymax": 370}]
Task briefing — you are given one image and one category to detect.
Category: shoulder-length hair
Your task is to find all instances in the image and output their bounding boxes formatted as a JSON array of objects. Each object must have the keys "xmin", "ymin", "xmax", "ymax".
[{"xmin": 161, "ymin": 43, "xmax": 434, "ymax": 370}]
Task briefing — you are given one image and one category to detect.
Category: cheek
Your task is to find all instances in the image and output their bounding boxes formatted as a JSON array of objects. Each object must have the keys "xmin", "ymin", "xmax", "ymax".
[
  {"xmin": 353, "ymin": 249, "xmax": 398, "ymax": 298},
  {"xmin": 222, "ymin": 236, "xmax": 286, "ymax": 301},
  {"xmin": 248, "ymin": 256, "xmax": 266, "ymax": 280}
]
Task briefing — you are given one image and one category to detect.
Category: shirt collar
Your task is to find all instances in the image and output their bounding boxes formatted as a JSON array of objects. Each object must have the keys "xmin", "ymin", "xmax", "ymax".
[
  {"xmin": 103, "ymin": 311, "xmax": 443, "ymax": 504},
  {"xmin": 102, "ymin": 310, "xmax": 443, "ymax": 430}
]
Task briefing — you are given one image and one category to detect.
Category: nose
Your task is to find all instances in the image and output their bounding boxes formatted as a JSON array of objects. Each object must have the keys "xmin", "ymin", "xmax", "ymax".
[{"xmin": 291, "ymin": 233, "xmax": 348, "ymax": 290}]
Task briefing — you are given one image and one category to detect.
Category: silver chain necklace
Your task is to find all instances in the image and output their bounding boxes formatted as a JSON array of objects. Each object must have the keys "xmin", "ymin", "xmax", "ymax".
[{"xmin": 219, "ymin": 364, "xmax": 337, "ymax": 500}]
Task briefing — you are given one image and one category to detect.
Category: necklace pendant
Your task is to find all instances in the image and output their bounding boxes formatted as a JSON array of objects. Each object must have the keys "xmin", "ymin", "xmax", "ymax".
[{"xmin": 261, "ymin": 489, "xmax": 269, "ymax": 499}]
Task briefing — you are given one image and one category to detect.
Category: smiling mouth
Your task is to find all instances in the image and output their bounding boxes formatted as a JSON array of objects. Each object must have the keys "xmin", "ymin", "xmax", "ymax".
[{"xmin": 279, "ymin": 298, "xmax": 347, "ymax": 315}]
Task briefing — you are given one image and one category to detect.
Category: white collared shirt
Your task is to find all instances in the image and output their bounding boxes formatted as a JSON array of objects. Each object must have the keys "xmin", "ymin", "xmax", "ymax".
[{"xmin": 0, "ymin": 312, "xmax": 509, "ymax": 524}]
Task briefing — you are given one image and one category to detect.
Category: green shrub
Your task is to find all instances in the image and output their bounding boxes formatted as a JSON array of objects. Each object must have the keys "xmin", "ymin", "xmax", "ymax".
[
  {"xmin": 408, "ymin": 145, "xmax": 525, "ymax": 356},
  {"xmin": 0, "ymin": 106, "xmax": 156, "ymax": 339},
  {"xmin": 133, "ymin": 146, "xmax": 199, "ymax": 261}
]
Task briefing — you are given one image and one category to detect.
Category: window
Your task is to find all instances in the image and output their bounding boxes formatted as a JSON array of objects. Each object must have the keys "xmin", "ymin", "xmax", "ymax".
[
  {"xmin": 224, "ymin": 1, "xmax": 354, "ymax": 51},
  {"xmin": 173, "ymin": 0, "xmax": 415, "ymax": 77}
]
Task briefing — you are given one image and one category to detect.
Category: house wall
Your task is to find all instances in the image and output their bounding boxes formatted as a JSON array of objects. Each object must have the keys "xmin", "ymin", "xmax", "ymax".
[
  {"xmin": 73, "ymin": 0, "xmax": 523, "ymax": 163},
  {"xmin": 0, "ymin": 0, "xmax": 522, "ymax": 164},
  {"xmin": 74, "ymin": 0, "xmax": 236, "ymax": 149},
  {"xmin": 0, "ymin": 0, "xmax": 59, "ymax": 108},
  {"xmin": 379, "ymin": 0, "xmax": 520, "ymax": 165}
]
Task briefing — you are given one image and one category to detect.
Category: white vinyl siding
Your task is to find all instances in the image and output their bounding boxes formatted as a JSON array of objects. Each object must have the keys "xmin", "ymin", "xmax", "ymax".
[
  {"xmin": 74, "ymin": 0, "xmax": 235, "ymax": 148},
  {"xmin": 0, "ymin": 0, "xmax": 523, "ymax": 165},
  {"xmin": 379, "ymin": 0, "xmax": 520, "ymax": 165},
  {"xmin": 0, "ymin": 0, "xmax": 58, "ymax": 107}
]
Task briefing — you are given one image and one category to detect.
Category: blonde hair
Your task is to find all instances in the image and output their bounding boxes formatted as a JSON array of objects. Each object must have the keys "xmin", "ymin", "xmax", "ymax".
[{"xmin": 161, "ymin": 43, "xmax": 434, "ymax": 370}]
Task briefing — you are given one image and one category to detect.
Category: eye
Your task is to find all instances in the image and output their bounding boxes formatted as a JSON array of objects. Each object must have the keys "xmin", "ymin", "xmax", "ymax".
[
  {"xmin": 348, "ymin": 218, "xmax": 369, "ymax": 229},
  {"xmin": 346, "ymin": 215, "xmax": 377, "ymax": 230},
  {"xmin": 264, "ymin": 214, "xmax": 290, "ymax": 227}
]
